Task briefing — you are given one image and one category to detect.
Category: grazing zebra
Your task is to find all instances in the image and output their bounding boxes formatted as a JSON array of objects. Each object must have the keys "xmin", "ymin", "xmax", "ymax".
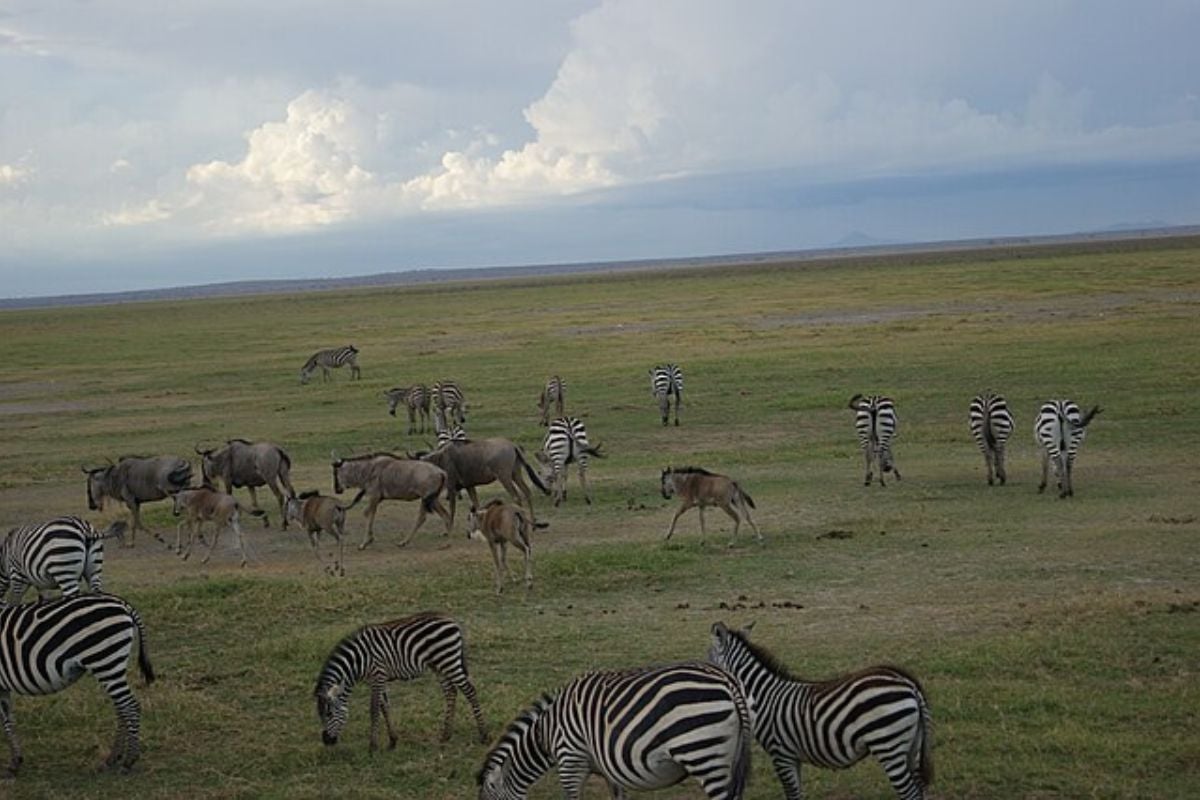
[
  {"xmin": 0, "ymin": 593, "xmax": 155, "ymax": 776},
  {"xmin": 0, "ymin": 516, "xmax": 125, "ymax": 605},
  {"xmin": 384, "ymin": 384, "xmax": 431, "ymax": 434},
  {"xmin": 649, "ymin": 363, "xmax": 684, "ymax": 426},
  {"xmin": 1035, "ymin": 399, "xmax": 1102, "ymax": 498},
  {"xmin": 433, "ymin": 408, "xmax": 469, "ymax": 447},
  {"xmin": 314, "ymin": 612, "xmax": 487, "ymax": 751},
  {"xmin": 708, "ymin": 622, "xmax": 933, "ymax": 800},
  {"xmin": 432, "ymin": 380, "xmax": 467, "ymax": 425},
  {"xmin": 478, "ymin": 661, "xmax": 752, "ymax": 800},
  {"xmin": 537, "ymin": 375, "xmax": 566, "ymax": 426},
  {"xmin": 849, "ymin": 393, "xmax": 901, "ymax": 486},
  {"xmin": 969, "ymin": 392, "xmax": 1015, "ymax": 485},
  {"xmin": 300, "ymin": 345, "xmax": 361, "ymax": 384},
  {"xmin": 536, "ymin": 416, "xmax": 603, "ymax": 506}
]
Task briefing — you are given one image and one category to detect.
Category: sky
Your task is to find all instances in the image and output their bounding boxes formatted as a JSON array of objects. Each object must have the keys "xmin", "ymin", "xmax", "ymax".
[{"xmin": 1, "ymin": 1, "xmax": 1198, "ymax": 298}]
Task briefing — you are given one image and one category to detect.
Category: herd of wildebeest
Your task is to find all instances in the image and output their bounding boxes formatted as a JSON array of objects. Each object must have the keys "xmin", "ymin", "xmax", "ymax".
[{"xmin": 0, "ymin": 342, "xmax": 1103, "ymax": 798}]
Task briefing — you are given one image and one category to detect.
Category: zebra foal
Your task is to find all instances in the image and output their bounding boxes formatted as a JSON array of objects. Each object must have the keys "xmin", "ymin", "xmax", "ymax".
[
  {"xmin": 478, "ymin": 661, "xmax": 752, "ymax": 799},
  {"xmin": 384, "ymin": 384, "xmax": 431, "ymax": 434},
  {"xmin": 708, "ymin": 622, "xmax": 933, "ymax": 800},
  {"xmin": 0, "ymin": 516, "xmax": 125, "ymax": 605},
  {"xmin": 1035, "ymin": 399, "xmax": 1102, "ymax": 497},
  {"xmin": 849, "ymin": 393, "xmax": 901, "ymax": 486},
  {"xmin": 300, "ymin": 345, "xmax": 361, "ymax": 384},
  {"xmin": 0, "ymin": 594, "xmax": 155, "ymax": 776},
  {"xmin": 969, "ymin": 392, "xmax": 1015, "ymax": 485},
  {"xmin": 314, "ymin": 612, "xmax": 487, "ymax": 751},
  {"xmin": 649, "ymin": 363, "xmax": 684, "ymax": 426}
]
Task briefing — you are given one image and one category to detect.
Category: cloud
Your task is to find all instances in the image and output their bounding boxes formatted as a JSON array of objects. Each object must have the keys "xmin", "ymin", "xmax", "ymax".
[{"xmin": 0, "ymin": 162, "xmax": 32, "ymax": 188}]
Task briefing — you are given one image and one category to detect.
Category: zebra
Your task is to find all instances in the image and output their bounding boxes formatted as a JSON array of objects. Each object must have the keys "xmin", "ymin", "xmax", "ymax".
[
  {"xmin": 1035, "ymin": 399, "xmax": 1102, "ymax": 498},
  {"xmin": 708, "ymin": 621, "xmax": 933, "ymax": 800},
  {"xmin": 433, "ymin": 408, "xmax": 469, "ymax": 447},
  {"xmin": 969, "ymin": 392, "xmax": 1015, "ymax": 485},
  {"xmin": 432, "ymin": 380, "xmax": 467, "ymax": 426},
  {"xmin": 649, "ymin": 363, "xmax": 684, "ymax": 426},
  {"xmin": 0, "ymin": 593, "xmax": 155, "ymax": 776},
  {"xmin": 314, "ymin": 611, "xmax": 487, "ymax": 751},
  {"xmin": 537, "ymin": 375, "xmax": 566, "ymax": 426},
  {"xmin": 0, "ymin": 516, "xmax": 126, "ymax": 606},
  {"xmin": 384, "ymin": 384, "xmax": 431, "ymax": 434},
  {"xmin": 478, "ymin": 661, "xmax": 752, "ymax": 800},
  {"xmin": 300, "ymin": 345, "xmax": 361, "ymax": 384},
  {"xmin": 849, "ymin": 393, "xmax": 901, "ymax": 486},
  {"xmin": 537, "ymin": 416, "xmax": 603, "ymax": 506}
]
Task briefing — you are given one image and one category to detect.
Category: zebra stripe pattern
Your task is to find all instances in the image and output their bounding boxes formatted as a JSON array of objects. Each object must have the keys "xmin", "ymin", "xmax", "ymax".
[
  {"xmin": 432, "ymin": 380, "xmax": 467, "ymax": 425},
  {"xmin": 539, "ymin": 416, "xmax": 601, "ymax": 506},
  {"xmin": 384, "ymin": 384, "xmax": 431, "ymax": 434},
  {"xmin": 314, "ymin": 612, "xmax": 487, "ymax": 751},
  {"xmin": 537, "ymin": 375, "xmax": 566, "ymax": 426},
  {"xmin": 969, "ymin": 392, "xmax": 1015, "ymax": 485},
  {"xmin": 300, "ymin": 345, "xmax": 361, "ymax": 384},
  {"xmin": 649, "ymin": 363, "xmax": 684, "ymax": 426},
  {"xmin": 0, "ymin": 516, "xmax": 124, "ymax": 605},
  {"xmin": 433, "ymin": 408, "xmax": 468, "ymax": 447},
  {"xmin": 708, "ymin": 622, "xmax": 932, "ymax": 800},
  {"xmin": 0, "ymin": 593, "xmax": 155, "ymax": 775},
  {"xmin": 478, "ymin": 661, "xmax": 752, "ymax": 800},
  {"xmin": 850, "ymin": 393, "xmax": 901, "ymax": 486},
  {"xmin": 1035, "ymin": 399, "xmax": 1101, "ymax": 498}
]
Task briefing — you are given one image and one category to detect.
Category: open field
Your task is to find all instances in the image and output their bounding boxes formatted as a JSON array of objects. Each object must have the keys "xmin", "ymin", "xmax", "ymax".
[{"xmin": 1, "ymin": 236, "xmax": 1198, "ymax": 798}]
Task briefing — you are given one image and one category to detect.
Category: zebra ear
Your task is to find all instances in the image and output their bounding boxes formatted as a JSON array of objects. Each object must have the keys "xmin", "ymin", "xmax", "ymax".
[
  {"xmin": 711, "ymin": 621, "xmax": 728, "ymax": 637},
  {"xmin": 743, "ymin": 620, "xmax": 757, "ymax": 634}
]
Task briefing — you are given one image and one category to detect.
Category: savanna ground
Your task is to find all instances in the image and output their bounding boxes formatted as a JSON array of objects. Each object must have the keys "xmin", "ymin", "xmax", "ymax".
[{"xmin": 0, "ymin": 237, "xmax": 1197, "ymax": 799}]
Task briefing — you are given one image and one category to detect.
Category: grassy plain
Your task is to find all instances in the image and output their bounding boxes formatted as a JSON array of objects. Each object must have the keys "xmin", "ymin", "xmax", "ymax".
[{"xmin": 0, "ymin": 237, "xmax": 1197, "ymax": 799}]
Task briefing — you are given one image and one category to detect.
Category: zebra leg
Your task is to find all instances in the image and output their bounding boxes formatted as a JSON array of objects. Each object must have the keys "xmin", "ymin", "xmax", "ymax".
[
  {"xmin": 658, "ymin": 394, "xmax": 670, "ymax": 426},
  {"xmin": 97, "ymin": 675, "xmax": 141, "ymax": 772},
  {"xmin": 377, "ymin": 687, "xmax": 399, "ymax": 750},
  {"xmin": 579, "ymin": 463, "xmax": 593, "ymax": 505},
  {"xmin": 407, "ymin": 407, "xmax": 417, "ymax": 435},
  {"xmin": 555, "ymin": 754, "xmax": 592, "ymax": 799},
  {"xmin": 863, "ymin": 448, "xmax": 874, "ymax": 487},
  {"xmin": 368, "ymin": 681, "xmax": 384, "ymax": 752},
  {"xmin": 674, "ymin": 392, "xmax": 682, "ymax": 426},
  {"xmin": 0, "ymin": 691, "xmax": 21, "ymax": 777},
  {"xmin": 768, "ymin": 752, "xmax": 804, "ymax": 800},
  {"xmin": 58, "ymin": 575, "xmax": 82, "ymax": 598},
  {"xmin": 436, "ymin": 674, "xmax": 458, "ymax": 742},
  {"xmin": 1060, "ymin": 455, "xmax": 1073, "ymax": 498},
  {"xmin": 1038, "ymin": 450, "xmax": 1050, "ymax": 493},
  {"xmin": 7, "ymin": 578, "xmax": 29, "ymax": 606},
  {"xmin": 995, "ymin": 445, "xmax": 1008, "ymax": 486},
  {"xmin": 984, "ymin": 447, "xmax": 996, "ymax": 486},
  {"xmin": 874, "ymin": 744, "xmax": 925, "ymax": 800}
]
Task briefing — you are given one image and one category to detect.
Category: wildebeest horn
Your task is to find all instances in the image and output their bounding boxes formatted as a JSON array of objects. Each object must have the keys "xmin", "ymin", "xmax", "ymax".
[{"xmin": 330, "ymin": 449, "xmax": 340, "ymax": 463}]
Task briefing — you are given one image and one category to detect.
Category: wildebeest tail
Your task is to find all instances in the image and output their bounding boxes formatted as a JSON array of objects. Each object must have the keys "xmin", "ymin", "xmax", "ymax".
[
  {"xmin": 345, "ymin": 489, "xmax": 366, "ymax": 511},
  {"xmin": 168, "ymin": 462, "xmax": 193, "ymax": 490},
  {"xmin": 735, "ymin": 482, "xmax": 756, "ymax": 509},
  {"xmin": 517, "ymin": 448, "xmax": 550, "ymax": 495},
  {"xmin": 422, "ymin": 473, "xmax": 447, "ymax": 512}
]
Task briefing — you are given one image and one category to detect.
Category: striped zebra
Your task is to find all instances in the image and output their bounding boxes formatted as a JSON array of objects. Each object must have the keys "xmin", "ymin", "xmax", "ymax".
[
  {"xmin": 649, "ymin": 363, "xmax": 684, "ymax": 426},
  {"xmin": 0, "ymin": 516, "xmax": 125, "ymax": 605},
  {"xmin": 536, "ymin": 416, "xmax": 603, "ymax": 506},
  {"xmin": 849, "ymin": 393, "xmax": 901, "ymax": 486},
  {"xmin": 433, "ymin": 408, "xmax": 469, "ymax": 447},
  {"xmin": 1035, "ymin": 399, "xmax": 1102, "ymax": 498},
  {"xmin": 432, "ymin": 380, "xmax": 467, "ymax": 426},
  {"xmin": 478, "ymin": 661, "xmax": 752, "ymax": 800},
  {"xmin": 969, "ymin": 392, "xmax": 1015, "ymax": 485},
  {"xmin": 708, "ymin": 622, "xmax": 933, "ymax": 800},
  {"xmin": 384, "ymin": 384, "xmax": 431, "ymax": 434},
  {"xmin": 314, "ymin": 611, "xmax": 487, "ymax": 751},
  {"xmin": 0, "ymin": 593, "xmax": 155, "ymax": 775},
  {"xmin": 300, "ymin": 345, "xmax": 361, "ymax": 384},
  {"xmin": 537, "ymin": 375, "xmax": 566, "ymax": 426}
]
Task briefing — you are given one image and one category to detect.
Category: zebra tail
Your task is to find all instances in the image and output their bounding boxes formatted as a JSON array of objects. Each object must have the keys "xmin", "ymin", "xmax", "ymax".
[
  {"xmin": 1080, "ymin": 405, "xmax": 1103, "ymax": 427},
  {"xmin": 728, "ymin": 690, "xmax": 754, "ymax": 799},
  {"xmin": 129, "ymin": 605, "xmax": 156, "ymax": 685},
  {"xmin": 517, "ymin": 449, "xmax": 550, "ymax": 495},
  {"xmin": 914, "ymin": 691, "xmax": 934, "ymax": 789}
]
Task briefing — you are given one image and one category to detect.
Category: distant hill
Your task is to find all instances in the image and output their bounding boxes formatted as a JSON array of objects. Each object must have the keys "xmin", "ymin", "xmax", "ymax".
[{"xmin": 2, "ymin": 225, "xmax": 1198, "ymax": 311}]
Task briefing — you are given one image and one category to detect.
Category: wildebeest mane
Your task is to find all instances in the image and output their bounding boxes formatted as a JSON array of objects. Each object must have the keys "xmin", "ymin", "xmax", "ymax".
[{"xmin": 670, "ymin": 465, "xmax": 716, "ymax": 476}]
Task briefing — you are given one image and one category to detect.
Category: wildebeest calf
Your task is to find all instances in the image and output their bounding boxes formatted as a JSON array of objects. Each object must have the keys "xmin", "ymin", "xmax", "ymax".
[
  {"xmin": 466, "ymin": 499, "xmax": 541, "ymax": 594},
  {"xmin": 661, "ymin": 466, "xmax": 763, "ymax": 546},
  {"xmin": 171, "ymin": 486, "xmax": 265, "ymax": 567},
  {"xmin": 284, "ymin": 491, "xmax": 348, "ymax": 577}
]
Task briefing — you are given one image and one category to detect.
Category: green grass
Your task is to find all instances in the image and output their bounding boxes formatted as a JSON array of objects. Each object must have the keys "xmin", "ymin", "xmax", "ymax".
[{"xmin": 1, "ymin": 237, "xmax": 1198, "ymax": 798}]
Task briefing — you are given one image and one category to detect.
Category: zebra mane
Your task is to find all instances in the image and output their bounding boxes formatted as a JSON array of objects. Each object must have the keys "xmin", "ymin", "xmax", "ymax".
[
  {"xmin": 726, "ymin": 627, "xmax": 801, "ymax": 682},
  {"xmin": 670, "ymin": 466, "xmax": 715, "ymax": 476},
  {"xmin": 477, "ymin": 692, "xmax": 556, "ymax": 783}
]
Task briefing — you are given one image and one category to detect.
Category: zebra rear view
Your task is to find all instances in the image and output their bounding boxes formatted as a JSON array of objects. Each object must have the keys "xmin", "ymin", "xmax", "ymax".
[
  {"xmin": 0, "ymin": 593, "xmax": 154, "ymax": 776},
  {"xmin": 0, "ymin": 516, "xmax": 125, "ymax": 605},
  {"xmin": 649, "ymin": 363, "xmax": 684, "ymax": 426},
  {"xmin": 850, "ymin": 393, "xmax": 901, "ymax": 486},
  {"xmin": 1036, "ymin": 399, "xmax": 1102, "ymax": 498},
  {"xmin": 969, "ymin": 392, "xmax": 1015, "ymax": 485},
  {"xmin": 708, "ymin": 622, "xmax": 932, "ymax": 800},
  {"xmin": 536, "ymin": 416, "xmax": 603, "ymax": 506},
  {"xmin": 478, "ymin": 661, "xmax": 751, "ymax": 800},
  {"xmin": 300, "ymin": 345, "xmax": 361, "ymax": 384}
]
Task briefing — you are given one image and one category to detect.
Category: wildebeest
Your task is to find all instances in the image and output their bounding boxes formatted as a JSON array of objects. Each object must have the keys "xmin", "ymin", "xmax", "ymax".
[
  {"xmin": 196, "ymin": 439, "xmax": 296, "ymax": 528},
  {"xmin": 661, "ymin": 466, "xmax": 763, "ymax": 546},
  {"xmin": 466, "ymin": 499, "xmax": 539, "ymax": 594},
  {"xmin": 331, "ymin": 452, "xmax": 451, "ymax": 550},
  {"xmin": 82, "ymin": 455, "xmax": 193, "ymax": 546},
  {"xmin": 284, "ymin": 491, "xmax": 348, "ymax": 577},
  {"xmin": 171, "ymin": 486, "xmax": 266, "ymax": 567},
  {"xmin": 419, "ymin": 438, "xmax": 549, "ymax": 528},
  {"xmin": 383, "ymin": 384, "xmax": 431, "ymax": 434},
  {"xmin": 537, "ymin": 375, "xmax": 565, "ymax": 426}
]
